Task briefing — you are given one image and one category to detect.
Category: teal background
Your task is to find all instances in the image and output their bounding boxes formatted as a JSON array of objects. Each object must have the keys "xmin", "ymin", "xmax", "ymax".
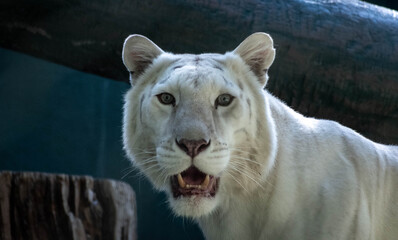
[{"xmin": 0, "ymin": 48, "xmax": 203, "ymax": 240}]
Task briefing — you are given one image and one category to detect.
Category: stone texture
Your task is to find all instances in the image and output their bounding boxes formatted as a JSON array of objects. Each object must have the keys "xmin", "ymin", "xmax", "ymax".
[
  {"xmin": 0, "ymin": 172, "xmax": 136, "ymax": 240},
  {"xmin": 0, "ymin": 0, "xmax": 397, "ymax": 145}
]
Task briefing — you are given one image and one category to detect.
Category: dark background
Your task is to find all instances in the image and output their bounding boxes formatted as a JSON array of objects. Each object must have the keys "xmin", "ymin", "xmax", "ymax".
[
  {"xmin": 0, "ymin": 49, "xmax": 203, "ymax": 239},
  {"xmin": 364, "ymin": 0, "xmax": 397, "ymax": 10},
  {"xmin": 0, "ymin": 1, "xmax": 396, "ymax": 239}
]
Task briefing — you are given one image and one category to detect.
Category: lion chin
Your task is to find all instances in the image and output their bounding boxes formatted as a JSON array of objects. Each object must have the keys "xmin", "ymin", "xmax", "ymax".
[{"xmin": 169, "ymin": 194, "xmax": 220, "ymax": 217}]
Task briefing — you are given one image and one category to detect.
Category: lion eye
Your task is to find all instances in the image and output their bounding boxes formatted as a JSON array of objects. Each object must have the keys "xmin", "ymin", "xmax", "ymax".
[
  {"xmin": 216, "ymin": 94, "xmax": 234, "ymax": 108},
  {"xmin": 157, "ymin": 93, "xmax": 175, "ymax": 106}
]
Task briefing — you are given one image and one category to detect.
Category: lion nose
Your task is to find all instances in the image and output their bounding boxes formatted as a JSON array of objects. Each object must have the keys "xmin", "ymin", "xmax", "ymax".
[{"xmin": 176, "ymin": 139, "xmax": 210, "ymax": 158}]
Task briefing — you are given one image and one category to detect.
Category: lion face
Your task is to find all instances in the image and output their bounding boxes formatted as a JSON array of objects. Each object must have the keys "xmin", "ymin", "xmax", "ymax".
[{"xmin": 122, "ymin": 33, "xmax": 276, "ymax": 217}]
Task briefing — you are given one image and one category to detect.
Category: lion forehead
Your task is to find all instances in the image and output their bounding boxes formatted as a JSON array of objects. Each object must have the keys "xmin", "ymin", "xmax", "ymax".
[{"xmin": 152, "ymin": 55, "xmax": 242, "ymax": 95}]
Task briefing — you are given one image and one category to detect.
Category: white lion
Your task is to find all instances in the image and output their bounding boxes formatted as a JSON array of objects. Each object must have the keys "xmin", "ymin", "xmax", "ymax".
[{"xmin": 122, "ymin": 32, "xmax": 398, "ymax": 240}]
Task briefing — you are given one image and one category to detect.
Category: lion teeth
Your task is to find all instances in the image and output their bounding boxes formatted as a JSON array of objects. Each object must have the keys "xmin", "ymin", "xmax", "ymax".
[
  {"xmin": 201, "ymin": 175, "xmax": 210, "ymax": 188},
  {"xmin": 177, "ymin": 173, "xmax": 210, "ymax": 189},
  {"xmin": 177, "ymin": 173, "xmax": 186, "ymax": 188},
  {"xmin": 186, "ymin": 184, "xmax": 201, "ymax": 189}
]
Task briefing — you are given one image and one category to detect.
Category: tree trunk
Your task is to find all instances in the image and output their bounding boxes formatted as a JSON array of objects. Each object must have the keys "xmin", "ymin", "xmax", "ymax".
[
  {"xmin": 0, "ymin": 172, "xmax": 136, "ymax": 240},
  {"xmin": 0, "ymin": 0, "xmax": 397, "ymax": 144}
]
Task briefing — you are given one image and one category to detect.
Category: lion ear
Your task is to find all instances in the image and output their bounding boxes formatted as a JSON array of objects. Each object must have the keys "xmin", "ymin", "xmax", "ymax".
[
  {"xmin": 233, "ymin": 32, "xmax": 275, "ymax": 86},
  {"xmin": 122, "ymin": 34, "xmax": 164, "ymax": 85}
]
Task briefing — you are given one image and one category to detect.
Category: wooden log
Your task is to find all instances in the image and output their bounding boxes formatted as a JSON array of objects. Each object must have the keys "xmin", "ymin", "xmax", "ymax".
[
  {"xmin": 0, "ymin": 0, "xmax": 397, "ymax": 144},
  {"xmin": 0, "ymin": 172, "xmax": 137, "ymax": 240}
]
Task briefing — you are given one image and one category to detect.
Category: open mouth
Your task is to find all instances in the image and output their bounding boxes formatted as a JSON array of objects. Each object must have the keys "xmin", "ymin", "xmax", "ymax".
[{"xmin": 171, "ymin": 166, "xmax": 219, "ymax": 198}]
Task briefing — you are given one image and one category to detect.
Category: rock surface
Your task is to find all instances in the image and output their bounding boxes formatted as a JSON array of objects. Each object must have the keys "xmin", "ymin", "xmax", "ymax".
[
  {"xmin": 0, "ymin": 0, "xmax": 397, "ymax": 144},
  {"xmin": 0, "ymin": 171, "xmax": 136, "ymax": 240}
]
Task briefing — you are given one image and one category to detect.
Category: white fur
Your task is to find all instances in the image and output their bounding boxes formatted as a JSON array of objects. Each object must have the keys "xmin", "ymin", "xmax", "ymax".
[{"xmin": 122, "ymin": 33, "xmax": 398, "ymax": 240}]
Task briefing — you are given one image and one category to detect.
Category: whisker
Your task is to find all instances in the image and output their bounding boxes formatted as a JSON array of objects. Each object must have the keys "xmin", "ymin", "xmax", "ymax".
[
  {"xmin": 134, "ymin": 154, "xmax": 158, "ymax": 161},
  {"xmin": 154, "ymin": 168, "xmax": 170, "ymax": 186},
  {"xmin": 124, "ymin": 169, "xmax": 147, "ymax": 181},
  {"xmin": 139, "ymin": 158, "xmax": 158, "ymax": 164},
  {"xmin": 162, "ymin": 171, "xmax": 171, "ymax": 186},
  {"xmin": 230, "ymin": 146, "xmax": 260, "ymax": 150},
  {"xmin": 231, "ymin": 161, "xmax": 275, "ymax": 188},
  {"xmin": 228, "ymin": 163, "xmax": 266, "ymax": 190},
  {"xmin": 135, "ymin": 157, "xmax": 158, "ymax": 164},
  {"xmin": 133, "ymin": 150, "xmax": 156, "ymax": 155},
  {"xmin": 210, "ymin": 148, "xmax": 229, "ymax": 153},
  {"xmin": 159, "ymin": 146, "xmax": 175, "ymax": 152},
  {"xmin": 121, "ymin": 165, "xmax": 135, "ymax": 174},
  {"xmin": 229, "ymin": 161, "xmax": 262, "ymax": 177},
  {"xmin": 130, "ymin": 146, "xmax": 156, "ymax": 151},
  {"xmin": 158, "ymin": 154, "xmax": 180, "ymax": 159},
  {"xmin": 207, "ymin": 155, "xmax": 229, "ymax": 160},
  {"xmin": 121, "ymin": 167, "xmax": 138, "ymax": 179},
  {"xmin": 224, "ymin": 170, "xmax": 250, "ymax": 194},
  {"xmin": 229, "ymin": 148, "xmax": 258, "ymax": 157},
  {"xmin": 139, "ymin": 163, "xmax": 162, "ymax": 173},
  {"xmin": 230, "ymin": 156, "xmax": 263, "ymax": 166}
]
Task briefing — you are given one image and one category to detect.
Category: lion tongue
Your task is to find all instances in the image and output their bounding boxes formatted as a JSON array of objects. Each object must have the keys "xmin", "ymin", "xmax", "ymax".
[{"xmin": 179, "ymin": 166, "xmax": 209, "ymax": 188}]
